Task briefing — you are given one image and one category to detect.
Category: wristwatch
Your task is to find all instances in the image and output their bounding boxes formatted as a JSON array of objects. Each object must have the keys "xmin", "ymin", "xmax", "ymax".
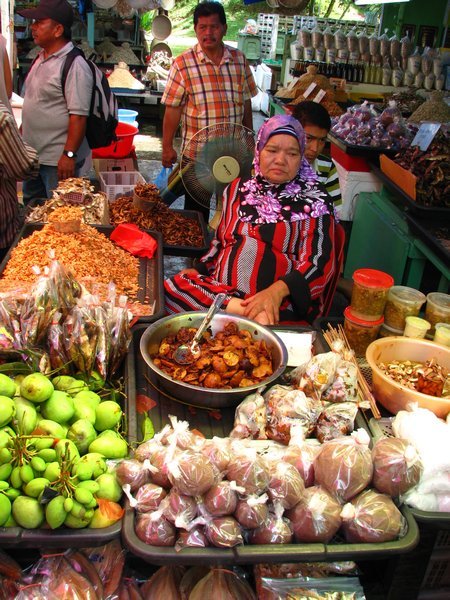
[{"xmin": 63, "ymin": 150, "xmax": 77, "ymax": 159}]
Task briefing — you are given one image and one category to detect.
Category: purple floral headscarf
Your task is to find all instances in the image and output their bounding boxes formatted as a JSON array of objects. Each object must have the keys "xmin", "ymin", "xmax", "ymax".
[{"xmin": 240, "ymin": 115, "xmax": 335, "ymax": 224}]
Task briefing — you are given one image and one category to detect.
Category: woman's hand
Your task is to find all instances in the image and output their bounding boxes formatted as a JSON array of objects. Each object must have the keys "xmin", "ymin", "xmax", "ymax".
[
  {"xmin": 179, "ymin": 268, "xmax": 200, "ymax": 277},
  {"xmin": 241, "ymin": 281, "xmax": 289, "ymax": 325}
]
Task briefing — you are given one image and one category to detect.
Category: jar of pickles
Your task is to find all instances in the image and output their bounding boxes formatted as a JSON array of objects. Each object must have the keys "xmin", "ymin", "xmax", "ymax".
[
  {"xmin": 384, "ymin": 286, "xmax": 426, "ymax": 331},
  {"xmin": 344, "ymin": 306, "xmax": 384, "ymax": 357},
  {"xmin": 350, "ymin": 269, "xmax": 394, "ymax": 321}
]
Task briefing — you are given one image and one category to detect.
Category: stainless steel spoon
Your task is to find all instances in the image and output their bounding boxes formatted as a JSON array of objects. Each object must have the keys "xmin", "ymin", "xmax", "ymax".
[{"xmin": 173, "ymin": 293, "xmax": 227, "ymax": 365}]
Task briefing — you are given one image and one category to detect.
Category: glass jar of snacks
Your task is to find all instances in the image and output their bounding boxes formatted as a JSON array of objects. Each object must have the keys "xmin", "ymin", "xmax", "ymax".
[
  {"xmin": 351, "ymin": 268, "xmax": 394, "ymax": 321},
  {"xmin": 425, "ymin": 292, "xmax": 450, "ymax": 335},
  {"xmin": 344, "ymin": 306, "xmax": 384, "ymax": 357},
  {"xmin": 384, "ymin": 286, "xmax": 426, "ymax": 331}
]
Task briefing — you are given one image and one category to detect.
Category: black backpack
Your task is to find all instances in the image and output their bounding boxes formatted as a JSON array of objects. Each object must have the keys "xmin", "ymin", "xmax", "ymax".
[{"xmin": 61, "ymin": 47, "xmax": 118, "ymax": 149}]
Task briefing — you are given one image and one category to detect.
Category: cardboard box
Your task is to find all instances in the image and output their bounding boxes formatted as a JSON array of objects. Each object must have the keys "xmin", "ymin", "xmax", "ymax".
[
  {"xmin": 380, "ymin": 154, "xmax": 417, "ymax": 201},
  {"xmin": 93, "ymin": 157, "xmax": 138, "ymax": 177}
]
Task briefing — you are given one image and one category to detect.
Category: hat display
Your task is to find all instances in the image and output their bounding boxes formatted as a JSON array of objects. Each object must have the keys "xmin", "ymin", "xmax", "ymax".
[{"xmin": 18, "ymin": 0, "xmax": 74, "ymax": 29}]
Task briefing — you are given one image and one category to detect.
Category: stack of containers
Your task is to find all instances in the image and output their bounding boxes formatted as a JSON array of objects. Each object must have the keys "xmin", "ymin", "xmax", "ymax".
[
  {"xmin": 424, "ymin": 292, "xmax": 450, "ymax": 339},
  {"xmin": 344, "ymin": 268, "xmax": 394, "ymax": 356}
]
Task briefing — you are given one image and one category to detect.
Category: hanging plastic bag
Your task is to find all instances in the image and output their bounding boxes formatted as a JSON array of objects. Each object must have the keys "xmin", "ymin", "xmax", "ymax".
[{"xmin": 154, "ymin": 166, "xmax": 173, "ymax": 191}]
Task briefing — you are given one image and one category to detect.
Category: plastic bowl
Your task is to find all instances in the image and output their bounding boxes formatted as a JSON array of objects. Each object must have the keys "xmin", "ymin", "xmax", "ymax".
[
  {"xmin": 366, "ymin": 337, "xmax": 450, "ymax": 418},
  {"xmin": 139, "ymin": 312, "xmax": 288, "ymax": 408},
  {"xmin": 118, "ymin": 109, "xmax": 138, "ymax": 125},
  {"xmin": 92, "ymin": 122, "xmax": 138, "ymax": 159}
]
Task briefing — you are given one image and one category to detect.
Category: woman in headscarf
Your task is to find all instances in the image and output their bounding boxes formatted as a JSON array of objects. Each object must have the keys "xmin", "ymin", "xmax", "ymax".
[{"xmin": 164, "ymin": 114, "xmax": 338, "ymax": 324}]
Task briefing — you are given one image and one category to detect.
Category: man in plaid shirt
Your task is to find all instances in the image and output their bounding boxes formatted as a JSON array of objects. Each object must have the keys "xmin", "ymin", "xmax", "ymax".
[{"xmin": 161, "ymin": 1, "xmax": 257, "ymax": 215}]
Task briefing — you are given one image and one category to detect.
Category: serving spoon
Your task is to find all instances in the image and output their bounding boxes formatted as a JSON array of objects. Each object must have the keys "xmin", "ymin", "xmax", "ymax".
[{"xmin": 173, "ymin": 293, "xmax": 227, "ymax": 365}]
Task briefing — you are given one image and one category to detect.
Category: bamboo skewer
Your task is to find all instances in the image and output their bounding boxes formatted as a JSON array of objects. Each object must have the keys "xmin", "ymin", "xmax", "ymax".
[{"xmin": 323, "ymin": 323, "xmax": 381, "ymax": 419}]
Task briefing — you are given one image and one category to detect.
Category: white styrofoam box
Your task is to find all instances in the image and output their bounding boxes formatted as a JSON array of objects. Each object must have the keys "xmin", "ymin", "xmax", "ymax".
[
  {"xmin": 260, "ymin": 91, "xmax": 270, "ymax": 116},
  {"xmin": 99, "ymin": 171, "xmax": 145, "ymax": 201},
  {"xmin": 93, "ymin": 157, "xmax": 137, "ymax": 176},
  {"xmin": 255, "ymin": 63, "xmax": 273, "ymax": 92},
  {"xmin": 251, "ymin": 89, "xmax": 263, "ymax": 112},
  {"xmin": 335, "ymin": 161, "xmax": 382, "ymax": 221}
]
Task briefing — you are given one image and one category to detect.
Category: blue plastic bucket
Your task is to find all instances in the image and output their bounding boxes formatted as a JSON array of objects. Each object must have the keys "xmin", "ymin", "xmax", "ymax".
[{"xmin": 118, "ymin": 109, "xmax": 138, "ymax": 125}]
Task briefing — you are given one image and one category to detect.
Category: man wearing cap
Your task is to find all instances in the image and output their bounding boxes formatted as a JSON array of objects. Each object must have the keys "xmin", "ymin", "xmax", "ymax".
[{"xmin": 18, "ymin": 0, "xmax": 93, "ymax": 202}]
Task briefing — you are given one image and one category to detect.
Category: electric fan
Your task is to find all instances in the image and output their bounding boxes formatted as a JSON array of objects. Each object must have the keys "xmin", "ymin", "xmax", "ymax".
[{"xmin": 180, "ymin": 123, "xmax": 255, "ymax": 226}]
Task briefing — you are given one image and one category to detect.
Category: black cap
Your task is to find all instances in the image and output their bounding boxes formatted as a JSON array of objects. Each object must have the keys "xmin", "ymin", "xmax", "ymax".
[{"xmin": 18, "ymin": 0, "xmax": 74, "ymax": 29}]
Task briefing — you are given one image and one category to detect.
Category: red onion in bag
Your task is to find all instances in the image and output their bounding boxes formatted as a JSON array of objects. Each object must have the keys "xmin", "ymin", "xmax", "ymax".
[
  {"xmin": 167, "ymin": 415, "xmax": 205, "ymax": 451},
  {"xmin": 226, "ymin": 449, "xmax": 270, "ymax": 495},
  {"xmin": 268, "ymin": 462, "xmax": 305, "ymax": 509},
  {"xmin": 205, "ymin": 516, "xmax": 244, "ymax": 548},
  {"xmin": 134, "ymin": 483, "xmax": 167, "ymax": 513},
  {"xmin": 372, "ymin": 437, "xmax": 422, "ymax": 497},
  {"xmin": 248, "ymin": 503, "xmax": 293, "ymax": 545},
  {"xmin": 163, "ymin": 489, "xmax": 198, "ymax": 527},
  {"xmin": 341, "ymin": 489, "xmax": 405, "ymax": 543},
  {"xmin": 282, "ymin": 443, "xmax": 320, "ymax": 487},
  {"xmin": 200, "ymin": 437, "xmax": 231, "ymax": 471},
  {"xmin": 203, "ymin": 481, "xmax": 242, "ymax": 517},
  {"xmin": 234, "ymin": 493, "xmax": 269, "ymax": 529},
  {"xmin": 168, "ymin": 450, "xmax": 217, "ymax": 496},
  {"xmin": 314, "ymin": 429, "xmax": 373, "ymax": 502},
  {"xmin": 286, "ymin": 485, "xmax": 342, "ymax": 543},
  {"xmin": 176, "ymin": 526, "xmax": 209, "ymax": 551},
  {"xmin": 115, "ymin": 458, "xmax": 152, "ymax": 492},
  {"xmin": 135, "ymin": 512, "xmax": 176, "ymax": 546},
  {"xmin": 150, "ymin": 445, "xmax": 176, "ymax": 488}
]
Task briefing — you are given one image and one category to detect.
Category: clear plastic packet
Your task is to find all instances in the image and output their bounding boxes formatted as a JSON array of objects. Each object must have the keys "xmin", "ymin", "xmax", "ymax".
[
  {"xmin": 268, "ymin": 462, "xmax": 305, "ymax": 509},
  {"xmin": 323, "ymin": 26, "xmax": 334, "ymax": 50},
  {"xmin": 379, "ymin": 100, "xmax": 402, "ymax": 126},
  {"xmin": 20, "ymin": 270, "xmax": 58, "ymax": 348},
  {"xmin": 47, "ymin": 259, "xmax": 81, "ymax": 316},
  {"xmin": 200, "ymin": 436, "xmax": 231, "ymax": 472},
  {"xmin": 400, "ymin": 33, "xmax": 412, "ymax": 58},
  {"xmin": 230, "ymin": 390, "xmax": 267, "ymax": 439},
  {"xmin": 341, "ymin": 489, "xmax": 406, "ymax": 543},
  {"xmin": 176, "ymin": 525, "xmax": 209, "ymax": 551},
  {"xmin": 168, "ymin": 449, "xmax": 218, "ymax": 496},
  {"xmin": 189, "ymin": 569, "xmax": 256, "ymax": 600},
  {"xmin": 421, "ymin": 47, "xmax": 433, "ymax": 75},
  {"xmin": 46, "ymin": 311, "xmax": 70, "ymax": 373},
  {"xmin": 167, "ymin": 414, "xmax": 205, "ymax": 452},
  {"xmin": 107, "ymin": 297, "xmax": 132, "ymax": 377},
  {"xmin": 372, "ymin": 437, "xmax": 423, "ymax": 497},
  {"xmin": 379, "ymin": 29, "xmax": 390, "ymax": 56},
  {"xmin": 204, "ymin": 515, "xmax": 244, "ymax": 548},
  {"xmin": 286, "ymin": 485, "xmax": 342, "ymax": 543},
  {"xmin": 258, "ymin": 575, "xmax": 365, "ymax": 600},
  {"xmin": 369, "ymin": 31, "xmax": 380, "ymax": 56},
  {"xmin": 115, "ymin": 458, "xmax": 154, "ymax": 492},
  {"xmin": 81, "ymin": 539, "xmax": 125, "ymax": 599},
  {"xmin": 311, "ymin": 24, "xmax": 323, "ymax": 49},
  {"xmin": 358, "ymin": 30, "xmax": 369, "ymax": 55},
  {"xmin": 203, "ymin": 480, "xmax": 243, "ymax": 517},
  {"xmin": 282, "ymin": 440, "xmax": 320, "ymax": 487},
  {"xmin": 148, "ymin": 442, "xmax": 178, "ymax": 488},
  {"xmin": 63, "ymin": 305, "xmax": 98, "ymax": 375},
  {"xmin": 226, "ymin": 444, "xmax": 270, "ymax": 494},
  {"xmin": 234, "ymin": 493, "xmax": 269, "ymax": 529},
  {"xmin": 162, "ymin": 489, "xmax": 198, "ymax": 528},
  {"xmin": 114, "ymin": 578, "xmax": 143, "ymax": 600},
  {"xmin": 390, "ymin": 33, "xmax": 401, "ymax": 57},
  {"xmin": 131, "ymin": 482, "xmax": 167, "ymax": 513},
  {"xmin": 314, "ymin": 429, "xmax": 373, "ymax": 502},
  {"xmin": 140, "ymin": 566, "xmax": 185, "ymax": 599},
  {"xmin": 179, "ymin": 567, "xmax": 211, "ymax": 600},
  {"xmin": 299, "ymin": 26, "xmax": 312, "ymax": 48},
  {"xmin": 334, "ymin": 26, "xmax": 346, "ymax": 50},
  {"xmin": 347, "ymin": 27, "xmax": 358, "ymax": 53},
  {"xmin": 299, "ymin": 352, "xmax": 342, "ymax": 397},
  {"xmin": 264, "ymin": 385, "xmax": 322, "ymax": 443},
  {"xmin": 0, "ymin": 294, "xmax": 21, "ymax": 355},
  {"xmin": 248, "ymin": 502, "xmax": 293, "ymax": 545},
  {"xmin": 93, "ymin": 304, "xmax": 109, "ymax": 381},
  {"xmin": 322, "ymin": 360, "xmax": 358, "ymax": 404},
  {"xmin": 315, "ymin": 402, "xmax": 358, "ymax": 443},
  {"xmin": 135, "ymin": 510, "xmax": 176, "ymax": 546}
]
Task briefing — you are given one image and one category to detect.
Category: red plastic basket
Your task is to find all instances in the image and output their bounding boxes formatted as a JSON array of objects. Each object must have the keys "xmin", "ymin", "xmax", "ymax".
[{"xmin": 92, "ymin": 122, "xmax": 138, "ymax": 159}]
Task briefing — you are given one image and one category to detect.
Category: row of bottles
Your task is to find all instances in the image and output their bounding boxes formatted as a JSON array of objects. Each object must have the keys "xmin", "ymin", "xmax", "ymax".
[{"xmin": 291, "ymin": 60, "xmax": 367, "ymax": 83}]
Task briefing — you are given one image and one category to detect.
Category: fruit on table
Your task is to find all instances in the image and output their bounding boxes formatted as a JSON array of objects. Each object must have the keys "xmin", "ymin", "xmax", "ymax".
[
  {"xmin": 94, "ymin": 400, "xmax": 122, "ymax": 431},
  {"xmin": 41, "ymin": 390, "xmax": 75, "ymax": 423},
  {"xmin": 0, "ymin": 374, "xmax": 16, "ymax": 398},
  {"xmin": 0, "ymin": 396, "xmax": 15, "ymax": 427},
  {"xmin": 12, "ymin": 496, "xmax": 45, "ymax": 528},
  {"xmin": 89, "ymin": 430, "xmax": 128, "ymax": 459},
  {"xmin": 20, "ymin": 373, "xmax": 54, "ymax": 403},
  {"xmin": 67, "ymin": 419, "xmax": 97, "ymax": 454},
  {"xmin": 13, "ymin": 397, "xmax": 37, "ymax": 434}
]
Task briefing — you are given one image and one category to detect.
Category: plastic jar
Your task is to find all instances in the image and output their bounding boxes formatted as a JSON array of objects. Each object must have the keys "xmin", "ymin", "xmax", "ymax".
[
  {"xmin": 434, "ymin": 323, "xmax": 450, "ymax": 347},
  {"xmin": 403, "ymin": 316, "xmax": 431, "ymax": 339},
  {"xmin": 424, "ymin": 292, "xmax": 450, "ymax": 334},
  {"xmin": 344, "ymin": 307, "xmax": 384, "ymax": 357},
  {"xmin": 383, "ymin": 286, "xmax": 426, "ymax": 331},
  {"xmin": 379, "ymin": 323, "xmax": 404, "ymax": 338},
  {"xmin": 350, "ymin": 269, "xmax": 394, "ymax": 321}
]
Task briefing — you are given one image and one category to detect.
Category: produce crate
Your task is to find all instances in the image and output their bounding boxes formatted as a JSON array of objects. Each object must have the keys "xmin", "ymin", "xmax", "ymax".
[
  {"xmin": 99, "ymin": 171, "xmax": 146, "ymax": 201},
  {"xmin": 0, "ymin": 223, "xmax": 164, "ymax": 324},
  {"xmin": 121, "ymin": 324, "xmax": 419, "ymax": 566},
  {"xmin": 380, "ymin": 154, "xmax": 417, "ymax": 200}
]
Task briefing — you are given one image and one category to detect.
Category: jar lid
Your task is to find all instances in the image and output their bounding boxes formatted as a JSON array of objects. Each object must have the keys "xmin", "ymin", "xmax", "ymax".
[
  {"xmin": 388, "ymin": 285, "xmax": 426, "ymax": 305},
  {"xmin": 353, "ymin": 268, "xmax": 394, "ymax": 289},
  {"xmin": 344, "ymin": 306, "xmax": 384, "ymax": 326},
  {"xmin": 380, "ymin": 322, "xmax": 404, "ymax": 335},
  {"xmin": 426, "ymin": 292, "xmax": 450, "ymax": 310}
]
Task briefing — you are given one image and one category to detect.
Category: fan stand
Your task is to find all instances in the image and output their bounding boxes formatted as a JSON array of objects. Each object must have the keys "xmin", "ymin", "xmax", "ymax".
[{"xmin": 209, "ymin": 155, "xmax": 241, "ymax": 229}]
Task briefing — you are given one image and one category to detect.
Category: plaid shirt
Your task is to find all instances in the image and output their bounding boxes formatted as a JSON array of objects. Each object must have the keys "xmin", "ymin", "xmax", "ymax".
[{"xmin": 162, "ymin": 43, "xmax": 257, "ymax": 149}]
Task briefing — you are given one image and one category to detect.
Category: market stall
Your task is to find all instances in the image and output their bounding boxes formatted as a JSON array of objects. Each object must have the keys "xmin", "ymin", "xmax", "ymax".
[{"xmin": 0, "ymin": 1, "xmax": 449, "ymax": 598}]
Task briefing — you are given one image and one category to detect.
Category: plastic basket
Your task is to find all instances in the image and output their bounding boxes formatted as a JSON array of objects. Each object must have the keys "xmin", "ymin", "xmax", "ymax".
[
  {"xmin": 92, "ymin": 122, "xmax": 139, "ymax": 159},
  {"xmin": 99, "ymin": 171, "xmax": 145, "ymax": 201}
]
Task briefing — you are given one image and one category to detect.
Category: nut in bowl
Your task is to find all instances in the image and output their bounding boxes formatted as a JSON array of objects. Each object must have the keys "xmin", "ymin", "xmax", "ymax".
[
  {"xmin": 366, "ymin": 337, "xmax": 450, "ymax": 418},
  {"xmin": 140, "ymin": 312, "xmax": 288, "ymax": 408}
]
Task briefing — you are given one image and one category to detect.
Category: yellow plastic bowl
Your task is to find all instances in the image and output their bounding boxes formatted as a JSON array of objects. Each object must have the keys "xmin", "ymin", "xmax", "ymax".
[{"xmin": 366, "ymin": 337, "xmax": 450, "ymax": 418}]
